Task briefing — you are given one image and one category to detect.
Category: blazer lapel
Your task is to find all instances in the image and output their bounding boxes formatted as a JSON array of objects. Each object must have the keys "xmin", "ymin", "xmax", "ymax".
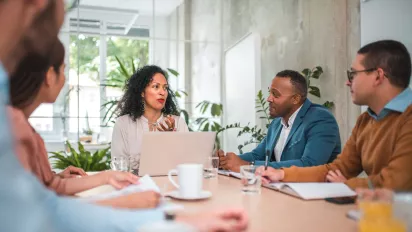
[{"xmin": 284, "ymin": 99, "xmax": 312, "ymax": 148}]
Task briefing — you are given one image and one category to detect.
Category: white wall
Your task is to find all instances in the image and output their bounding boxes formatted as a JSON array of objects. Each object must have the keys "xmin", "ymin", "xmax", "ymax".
[{"xmin": 223, "ymin": 33, "xmax": 261, "ymax": 153}]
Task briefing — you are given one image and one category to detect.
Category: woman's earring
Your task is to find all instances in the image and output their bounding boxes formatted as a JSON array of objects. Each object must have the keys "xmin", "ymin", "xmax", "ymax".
[{"xmin": 141, "ymin": 100, "xmax": 145, "ymax": 112}]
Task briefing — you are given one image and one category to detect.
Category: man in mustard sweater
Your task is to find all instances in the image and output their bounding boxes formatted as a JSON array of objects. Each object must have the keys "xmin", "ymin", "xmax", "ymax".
[{"xmin": 258, "ymin": 40, "xmax": 412, "ymax": 191}]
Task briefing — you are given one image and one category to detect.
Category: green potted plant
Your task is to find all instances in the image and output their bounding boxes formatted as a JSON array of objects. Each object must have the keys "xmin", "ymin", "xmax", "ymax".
[{"xmin": 50, "ymin": 141, "xmax": 111, "ymax": 171}]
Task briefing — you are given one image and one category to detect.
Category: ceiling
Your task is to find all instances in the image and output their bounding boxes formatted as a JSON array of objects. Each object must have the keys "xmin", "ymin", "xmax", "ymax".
[{"xmin": 78, "ymin": 0, "xmax": 184, "ymax": 16}]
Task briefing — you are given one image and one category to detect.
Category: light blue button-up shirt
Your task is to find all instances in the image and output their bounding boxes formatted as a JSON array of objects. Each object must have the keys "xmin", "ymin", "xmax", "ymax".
[
  {"xmin": 0, "ymin": 63, "xmax": 164, "ymax": 232},
  {"xmin": 367, "ymin": 88, "xmax": 412, "ymax": 120}
]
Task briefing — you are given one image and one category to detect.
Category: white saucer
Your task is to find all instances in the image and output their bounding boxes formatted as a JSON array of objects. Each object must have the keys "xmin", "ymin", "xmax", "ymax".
[{"xmin": 166, "ymin": 190, "xmax": 212, "ymax": 200}]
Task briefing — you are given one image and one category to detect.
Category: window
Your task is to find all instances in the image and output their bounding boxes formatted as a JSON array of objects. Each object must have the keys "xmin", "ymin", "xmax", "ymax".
[{"xmin": 29, "ymin": 33, "xmax": 150, "ymax": 142}]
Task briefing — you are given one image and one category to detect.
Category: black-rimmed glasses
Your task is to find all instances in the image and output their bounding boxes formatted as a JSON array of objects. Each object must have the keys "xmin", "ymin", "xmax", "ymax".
[{"xmin": 346, "ymin": 68, "xmax": 377, "ymax": 83}]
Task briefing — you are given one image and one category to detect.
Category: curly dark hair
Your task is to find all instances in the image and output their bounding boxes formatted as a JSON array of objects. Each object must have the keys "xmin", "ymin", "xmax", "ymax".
[{"xmin": 117, "ymin": 65, "xmax": 180, "ymax": 121}]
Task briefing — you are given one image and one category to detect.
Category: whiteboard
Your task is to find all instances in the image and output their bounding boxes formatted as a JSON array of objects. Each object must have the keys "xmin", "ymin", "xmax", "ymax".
[{"xmin": 222, "ymin": 33, "xmax": 261, "ymax": 154}]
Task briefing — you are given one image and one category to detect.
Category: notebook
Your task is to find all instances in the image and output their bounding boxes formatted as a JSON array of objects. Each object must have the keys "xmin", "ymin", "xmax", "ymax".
[
  {"xmin": 218, "ymin": 170, "xmax": 242, "ymax": 179},
  {"xmin": 263, "ymin": 182, "xmax": 357, "ymax": 200}
]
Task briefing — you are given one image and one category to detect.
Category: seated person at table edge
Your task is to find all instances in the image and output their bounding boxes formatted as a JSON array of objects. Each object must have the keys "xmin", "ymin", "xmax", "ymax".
[
  {"xmin": 219, "ymin": 70, "xmax": 341, "ymax": 172},
  {"xmin": 258, "ymin": 40, "xmax": 412, "ymax": 191}
]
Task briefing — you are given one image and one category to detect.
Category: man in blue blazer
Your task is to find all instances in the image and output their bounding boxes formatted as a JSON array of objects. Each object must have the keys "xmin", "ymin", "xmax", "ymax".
[{"xmin": 219, "ymin": 70, "xmax": 341, "ymax": 172}]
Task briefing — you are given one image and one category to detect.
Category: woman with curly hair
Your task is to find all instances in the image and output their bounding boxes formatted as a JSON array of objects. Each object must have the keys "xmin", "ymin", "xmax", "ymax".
[{"xmin": 111, "ymin": 65, "xmax": 189, "ymax": 173}]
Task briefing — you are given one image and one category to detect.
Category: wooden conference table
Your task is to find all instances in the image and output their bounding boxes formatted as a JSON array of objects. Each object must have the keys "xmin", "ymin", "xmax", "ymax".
[{"xmin": 81, "ymin": 175, "xmax": 358, "ymax": 232}]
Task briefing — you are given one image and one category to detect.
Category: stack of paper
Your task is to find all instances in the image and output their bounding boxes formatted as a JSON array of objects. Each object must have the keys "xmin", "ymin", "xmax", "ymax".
[{"xmin": 78, "ymin": 175, "xmax": 184, "ymax": 211}]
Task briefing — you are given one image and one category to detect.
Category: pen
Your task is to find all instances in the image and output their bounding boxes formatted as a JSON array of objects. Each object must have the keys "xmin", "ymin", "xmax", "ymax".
[{"xmin": 264, "ymin": 150, "xmax": 270, "ymax": 170}]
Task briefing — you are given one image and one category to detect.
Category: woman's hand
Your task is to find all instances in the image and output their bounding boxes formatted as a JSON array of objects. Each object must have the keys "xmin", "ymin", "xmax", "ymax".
[
  {"xmin": 101, "ymin": 171, "xmax": 139, "ymax": 189},
  {"xmin": 157, "ymin": 115, "xmax": 175, "ymax": 131},
  {"xmin": 97, "ymin": 190, "xmax": 161, "ymax": 209},
  {"xmin": 58, "ymin": 166, "xmax": 87, "ymax": 178},
  {"xmin": 124, "ymin": 191, "xmax": 161, "ymax": 208}
]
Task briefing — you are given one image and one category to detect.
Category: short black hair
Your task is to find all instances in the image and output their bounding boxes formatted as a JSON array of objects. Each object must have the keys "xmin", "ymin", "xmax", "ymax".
[
  {"xmin": 275, "ymin": 70, "xmax": 308, "ymax": 100},
  {"xmin": 358, "ymin": 40, "xmax": 411, "ymax": 88},
  {"xmin": 117, "ymin": 65, "xmax": 180, "ymax": 121}
]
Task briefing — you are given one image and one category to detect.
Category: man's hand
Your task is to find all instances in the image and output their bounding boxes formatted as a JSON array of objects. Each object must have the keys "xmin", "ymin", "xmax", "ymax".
[
  {"xmin": 58, "ymin": 166, "xmax": 87, "ymax": 178},
  {"xmin": 326, "ymin": 170, "xmax": 347, "ymax": 183},
  {"xmin": 217, "ymin": 150, "xmax": 249, "ymax": 172},
  {"xmin": 255, "ymin": 166, "xmax": 284, "ymax": 185},
  {"xmin": 176, "ymin": 208, "xmax": 248, "ymax": 232}
]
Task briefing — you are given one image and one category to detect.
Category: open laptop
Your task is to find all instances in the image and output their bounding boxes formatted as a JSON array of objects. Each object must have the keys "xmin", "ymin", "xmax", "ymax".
[{"xmin": 138, "ymin": 132, "xmax": 216, "ymax": 176}]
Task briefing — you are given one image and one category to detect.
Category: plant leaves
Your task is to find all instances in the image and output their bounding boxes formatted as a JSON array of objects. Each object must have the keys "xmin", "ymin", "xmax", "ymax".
[
  {"xmin": 131, "ymin": 57, "xmax": 136, "ymax": 74},
  {"xmin": 211, "ymin": 103, "xmax": 222, "ymax": 117},
  {"xmin": 301, "ymin": 68, "xmax": 311, "ymax": 77},
  {"xmin": 177, "ymin": 90, "xmax": 188, "ymax": 96},
  {"xmin": 323, "ymin": 101, "xmax": 334, "ymax": 109},
  {"xmin": 203, "ymin": 123, "xmax": 210, "ymax": 131},
  {"xmin": 78, "ymin": 141, "xmax": 85, "ymax": 154},
  {"xmin": 115, "ymin": 56, "xmax": 130, "ymax": 78},
  {"xmin": 180, "ymin": 110, "xmax": 189, "ymax": 125},
  {"xmin": 309, "ymin": 86, "xmax": 321, "ymax": 98},
  {"xmin": 167, "ymin": 68, "xmax": 180, "ymax": 77}
]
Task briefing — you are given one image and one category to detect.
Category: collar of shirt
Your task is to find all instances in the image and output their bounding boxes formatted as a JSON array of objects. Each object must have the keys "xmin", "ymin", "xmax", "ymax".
[
  {"xmin": 140, "ymin": 115, "xmax": 164, "ymax": 124},
  {"xmin": 0, "ymin": 62, "xmax": 7, "ymax": 83},
  {"xmin": 367, "ymin": 88, "xmax": 412, "ymax": 120},
  {"xmin": 0, "ymin": 62, "xmax": 9, "ymax": 103},
  {"xmin": 280, "ymin": 104, "xmax": 303, "ymax": 129}
]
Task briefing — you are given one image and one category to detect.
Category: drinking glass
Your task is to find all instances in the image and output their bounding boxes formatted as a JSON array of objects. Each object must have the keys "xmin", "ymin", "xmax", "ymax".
[
  {"xmin": 240, "ymin": 165, "xmax": 261, "ymax": 194},
  {"xmin": 358, "ymin": 192, "xmax": 407, "ymax": 232},
  {"xmin": 394, "ymin": 193, "xmax": 412, "ymax": 232},
  {"xmin": 204, "ymin": 156, "xmax": 219, "ymax": 179},
  {"xmin": 110, "ymin": 157, "xmax": 130, "ymax": 172}
]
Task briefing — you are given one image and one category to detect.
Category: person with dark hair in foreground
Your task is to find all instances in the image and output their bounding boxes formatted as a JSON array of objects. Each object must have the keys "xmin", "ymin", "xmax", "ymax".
[
  {"xmin": 9, "ymin": 39, "xmax": 165, "ymax": 209},
  {"xmin": 219, "ymin": 69, "xmax": 341, "ymax": 172},
  {"xmin": 258, "ymin": 40, "xmax": 412, "ymax": 191}
]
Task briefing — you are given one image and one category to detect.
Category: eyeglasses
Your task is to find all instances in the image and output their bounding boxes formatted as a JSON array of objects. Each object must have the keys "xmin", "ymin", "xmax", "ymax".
[
  {"xmin": 65, "ymin": 0, "xmax": 80, "ymax": 12},
  {"xmin": 346, "ymin": 68, "xmax": 377, "ymax": 83}
]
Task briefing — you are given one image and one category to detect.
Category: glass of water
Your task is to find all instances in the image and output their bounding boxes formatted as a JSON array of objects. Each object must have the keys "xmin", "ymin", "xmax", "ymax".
[
  {"xmin": 394, "ymin": 193, "xmax": 412, "ymax": 232},
  {"xmin": 240, "ymin": 165, "xmax": 261, "ymax": 194},
  {"xmin": 110, "ymin": 157, "xmax": 130, "ymax": 172},
  {"xmin": 204, "ymin": 156, "xmax": 219, "ymax": 179}
]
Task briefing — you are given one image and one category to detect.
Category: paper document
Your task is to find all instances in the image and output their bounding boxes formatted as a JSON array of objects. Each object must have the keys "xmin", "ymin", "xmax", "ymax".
[
  {"xmin": 78, "ymin": 175, "xmax": 184, "ymax": 211},
  {"xmin": 264, "ymin": 182, "xmax": 357, "ymax": 200},
  {"xmin": 218, "ymin": 170, "xmax": 242, "ymax": 179}
]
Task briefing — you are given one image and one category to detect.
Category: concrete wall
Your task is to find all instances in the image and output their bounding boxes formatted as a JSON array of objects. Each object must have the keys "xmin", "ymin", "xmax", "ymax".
[
  {"xmin": 189, "ymin": 0, "xmax": 361, "ymax": 144},
  {"xmin": 189, "ymin": 0, "xmax": 222, "ymax": 116}
]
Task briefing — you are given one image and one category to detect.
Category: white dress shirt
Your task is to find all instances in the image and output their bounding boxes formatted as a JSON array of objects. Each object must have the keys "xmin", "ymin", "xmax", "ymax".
[{"xmin": 274, "ymin": 105, "xmax": 303, "ymax": 162}]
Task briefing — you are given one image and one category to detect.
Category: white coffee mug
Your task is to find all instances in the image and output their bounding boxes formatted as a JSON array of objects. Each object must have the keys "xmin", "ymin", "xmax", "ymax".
[{"xmin": 168, "ymin": 163, "xmax": 203, "ymax": 198}]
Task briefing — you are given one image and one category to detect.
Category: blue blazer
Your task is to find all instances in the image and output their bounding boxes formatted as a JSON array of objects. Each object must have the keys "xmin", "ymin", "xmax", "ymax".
[{"xmin": 239, "ymin": 99, "xmax": 341, "ymax": 169}]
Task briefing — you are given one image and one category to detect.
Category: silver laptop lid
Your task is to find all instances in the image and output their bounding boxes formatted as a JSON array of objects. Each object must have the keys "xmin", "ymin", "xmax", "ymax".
[{"xmin": 138, "ymin": 132, "xmax": 216, "ymax": 176}]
